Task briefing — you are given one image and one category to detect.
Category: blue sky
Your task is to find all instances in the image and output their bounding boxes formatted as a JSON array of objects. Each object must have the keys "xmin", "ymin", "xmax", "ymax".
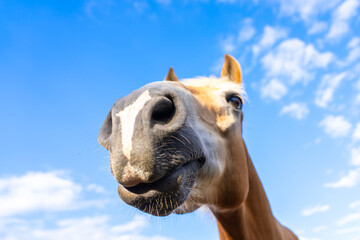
[{"xmin": 0, "ymin": 0, "xmax": 360, "ymax": 239}]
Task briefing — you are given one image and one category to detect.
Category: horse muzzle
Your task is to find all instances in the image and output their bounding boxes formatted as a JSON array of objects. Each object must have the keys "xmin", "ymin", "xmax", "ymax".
[{"xmin": 99, "ymin": 82, "xmax": 206, "ymax": 215}]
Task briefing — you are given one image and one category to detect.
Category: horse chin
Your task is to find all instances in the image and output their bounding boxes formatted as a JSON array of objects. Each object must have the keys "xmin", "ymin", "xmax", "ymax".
[{"xmin": 117, "ymin": 158, "xmax": 204, "ymax": 216}]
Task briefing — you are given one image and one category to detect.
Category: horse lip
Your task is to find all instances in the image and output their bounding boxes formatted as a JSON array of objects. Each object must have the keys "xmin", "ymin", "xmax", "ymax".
[
  {"xmin": 117, "ymin": 155, "xmax": 206, "ymax": 216},
  {"xmin": 124, "ymin": 156, "xmax": 206, "ymax": 195}
]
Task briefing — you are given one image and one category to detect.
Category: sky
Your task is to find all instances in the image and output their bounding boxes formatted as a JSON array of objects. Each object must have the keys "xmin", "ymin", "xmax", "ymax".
[{"xmin": 0, "ymin": 0, "xmax": 360, "ymax": 239}]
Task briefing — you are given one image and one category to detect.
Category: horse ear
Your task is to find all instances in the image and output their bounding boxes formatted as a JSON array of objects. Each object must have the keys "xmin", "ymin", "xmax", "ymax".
[
  {"xmin": 221, "ymin": 54, "xmax": 242, "ymax": 84},
  {"xmin": 164, "ymin": 67, "xmax": 179, "ymax": 82}
]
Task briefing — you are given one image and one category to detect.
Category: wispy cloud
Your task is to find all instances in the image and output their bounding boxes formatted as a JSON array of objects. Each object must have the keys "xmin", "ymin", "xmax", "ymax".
[
  {"xmin": 0, "ymin": 172, "xmax": 170, "ymax": 240},
  {"xmin": 253, "ymin": 26, "xmax": 287, "ymax": 56},
  {"xmin": 280, "ymin": 102, "xmax": 309, "ymax": 119},
  {"xmin": 355, "ymin": 78, "xmax": 360, "ymax": 90},
  {"xmin": 220, "ymin": 18, "xmax": 255, "ymax": 54},
  {"xmin": 344, "ymin": 37, "xmax": 360, "ymax": 64},
  {"xmin": 238, "ymin": 18, "xmax": 256, "ymax": 43},
  {"xmin": 351, "ymin": 146, "xmax": 360, "ymax": 166},
  {"xmin": 261, "ymin": 79, "xmax": 288, "ymax": 100},
  {"xmin": 0, "ymin": 171, "xmax": 106, "ymax": 218},
  {"xmin": 315, "ymin": 72, "xmax": 347, "ymax": 108},
  {"xmin": 349, "ymin": 200, "xmax": 360, "ymax": 209},
  {"xmin": 313, "ymin": 225, "xmax": 327, "ymax": 232},
  {"xmin": 356, "ymin": 93, "xmax": 360, "ymax": 105},
  {"xmin": 87, "ymin": 184, "xmax": 107, "ymax": 194},
  {"xmin": 326, "ymin": 0, "xmax": 360, "ymax": 40},
  {"xmin": 355, "ymin": 79, "xmax": 360, "ymax": 105},
  {"xmin": 353, "ymin": 123, "xmax": 360, "ymax": 142},
  {"xmin": 301, "ymin": 204, "xmax": 330, "ymax": 216},
  {"xmin": 319, "ymin": 115, "xmax": 352, "ymax": 138},
  {"xmin": 276, "ymin": 0, "xmax": 341, "ymax": 22},
  {"xmin": 220, "ymin": 36, "xmax": 236, "ymax": 53},
  {"xmin": 324, "ymin": 168, "xmax": 360, "ymax": 188},
  {"xmin": 261, "ymin": 38, "xmax": 333, "ymax": 86},
  {"xmin": 0, "ymin": 215, "xmax": 173, "ymax": 240},
  {"xmin": 336, "ymin": 225, "xmax": 360, "ymax": 235},
  {"xmin": 308, "ymin": 21, "xmax": 328, "ymax": 35},
  {"xmin": 298, "ymin": 236, "xmax": 321, "ymax": 240},
  {"xmin": 337, "ymin": 211, "xmax": 360, "ymax": 226}
]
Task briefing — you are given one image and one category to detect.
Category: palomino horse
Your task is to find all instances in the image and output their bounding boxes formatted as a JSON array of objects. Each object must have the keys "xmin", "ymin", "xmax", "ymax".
[{"xmin": 99, "ymin": 55, "xmax": 298, "ymax": 240}]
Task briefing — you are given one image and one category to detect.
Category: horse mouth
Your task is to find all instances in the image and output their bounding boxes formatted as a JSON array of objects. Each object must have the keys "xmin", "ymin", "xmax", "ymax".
[
  {"xmin": 117, "ymin": 156, "xmax": 206, "ymax": 216},
  {"xmin": 125, "ymin": 156, "xmax": 205, "ymax": 194}
]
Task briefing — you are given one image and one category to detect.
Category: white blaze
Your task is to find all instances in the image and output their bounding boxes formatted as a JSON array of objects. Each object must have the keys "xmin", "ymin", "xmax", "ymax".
[{"xmin": 116, "ymin": 90, "xmax": 152, "ymax": 160}]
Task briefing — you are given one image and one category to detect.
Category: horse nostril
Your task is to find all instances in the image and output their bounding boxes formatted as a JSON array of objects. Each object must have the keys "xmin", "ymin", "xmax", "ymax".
[{"xmin": 151, "ymin": 96, "xmax": 175, "ymax": 125}]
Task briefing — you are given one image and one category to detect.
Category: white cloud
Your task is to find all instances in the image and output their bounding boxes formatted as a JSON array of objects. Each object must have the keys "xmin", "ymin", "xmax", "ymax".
[
  {"xmin": 342, "ymin": 37, "xmax": 360, "ymax": 65},
  {"xmin": 327, "ymin": 0, "xmax": 360, "ymax": 40},
  {"xmin": 349, "ymin": 200, "xmax": 360, "ymax": 209},
  {"xmin": 238, "ymin": 18, "xmax": 255, "ymax": 42},
  {"xmin": 348, "ymin": 37, "xmax": 360, "ymax": 49},
  {"xmin": 354, "ymin": 123, "xmax": 360, "ymax": 142},
  {"xmin": 260, "ymin": 79, "xmax": 288, "ymax": 100},
  {"xmin": 220, "ymin": 36, "xmax": 235, "ymax": 53},
  {"xmin": 280, "ymin": 102, "xmax": 309, "ymax": 119},
  {"xmin": 110, "ymin": 215, "xmax": 147, "ymax": 233},
  {"xmin": 336, "ymin": 225, "xmax": 360, "ymax": 235},
  {"xmin": 0, "ymin": 215, "xmax": 173, "ymax": 240},
  {"xmin": 319, "ymin": 115, "xmax": 352, "ymax": 138},
  {"xmin": 298, "ymin": 237, "xmax": 321, "ymax": 240},
  {"xmin": 0, "ymin": 172, "xmax": 170, "ymax": 240},
  {"xmin": 356, "ymin": 93, "xmax": 360, "ymax": 105},
  {"xmin": 351, "ymin": 146, "xmax": 360, "ymax": 166},
  {"xmin": 355, "ymin": 79, "xmax": 360, "ymax": 104},
  {"xmin": 0, "ymin": 171, "xmax": 105, "ymax": 218},
  {"xmin": 356, "ymin": 79, "xmax": 360, "ymax": 90},
  {"xmin": 87, "ymin": 184, "xmax": 106, "ymax": 194},
  {"xmin": 337, "ymin": 211, "xmax": 360, "ymax": 226},
  {"xmin": 315, "ymin": 138, "xmax": 322, "ymax": 144},
  {"xmin": 276, "ymin": 0, "xmax": 341, "ymax": 22},
  {"xmin": 253, "ymin": 26, "xmax": 287, "ymax": 56},
  {"xmin": 324, "ymin": 168, "xmax": 360, "ymax": 188},
  {"xmin": 347, "ymin": 47, "xmax": 360, "ymax": 64},
  {"xmin": 261, "ymin": 39, "xmax": 333, "ymax": 85},
  {"xmin": 315, "ymin": 72, "xmax": 347, "ymax": 108},
  {"xmin": 219, "ymin": 18, "xmax": 255, "ymax": 54},
  {"xmin": 313, "ymin": 225, "xmax": 327, "ymax": 232},
  {"xmin": 301, "ymin": 204, "xmax": 330, "ymax": 216},
  {"xmin": 308, "ymin": 21, "xmax": 328, "ymax": 34}
]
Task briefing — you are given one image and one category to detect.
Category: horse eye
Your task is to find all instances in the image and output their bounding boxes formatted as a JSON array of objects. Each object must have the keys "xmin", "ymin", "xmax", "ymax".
[{"xmin": 228, "ymin": 96, "xmax": 243, "ymax": 110}]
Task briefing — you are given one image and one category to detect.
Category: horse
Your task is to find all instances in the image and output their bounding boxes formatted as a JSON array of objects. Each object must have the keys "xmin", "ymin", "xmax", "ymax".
[{"xmin": 98, "ymin": 55, "xmax": 298, "ymax": 240}]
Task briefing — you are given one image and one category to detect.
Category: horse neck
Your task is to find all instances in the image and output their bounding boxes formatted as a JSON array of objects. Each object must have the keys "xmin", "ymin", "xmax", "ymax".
[{"xmin": 211, "ymin": 142, "xmax": 284, "ymax": 240}]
